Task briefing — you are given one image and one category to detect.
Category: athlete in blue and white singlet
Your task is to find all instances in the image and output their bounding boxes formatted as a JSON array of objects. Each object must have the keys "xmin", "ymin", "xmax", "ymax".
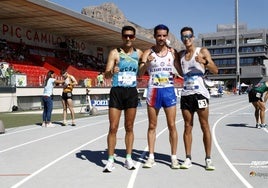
[
  {"xmin": 139, "ymin": 24, "xmax": 180, "ymax": 169},
  {"xmin": 146, "ymin": 48, "xmax": 177, "ymax": 109}
]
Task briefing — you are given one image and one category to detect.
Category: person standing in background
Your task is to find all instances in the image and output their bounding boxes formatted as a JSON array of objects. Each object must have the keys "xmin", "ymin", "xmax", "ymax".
[
  {"xmin": 0, "ymin": 63, "xmax": 7, "ymax": 86},
  {"xmin": 248, "ymin": 81, "xmax": 268, "ymax": 128},
  {"xmin": 177, "ymin": 26, "xmax": 218, "ymax": 170},
  {"xmin": 103, "ymin": 25, "xmax": 143, "ymax": 172},
  {"xmin": 139, "ymin": 24, "xmax": 180, "ymax": 169},
  {"xmin": 61, "ymin": 70, "xmax": 78, "ymax": 126},
  {"xmin": 42, "ymin": 70, "xmax": 64, "ymax": 127},
  {"xmin": 97, "ymin": 72, "xmax": 104, "ymax": 87}
]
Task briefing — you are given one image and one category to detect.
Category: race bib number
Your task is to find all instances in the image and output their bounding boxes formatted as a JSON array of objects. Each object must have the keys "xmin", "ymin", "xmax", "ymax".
[
  {"xmin": 184, "ymin": 75, "xmax": 199, "ymax": 90},
  {"xmin": 118, "ymin": 72, "xmax": 136, "ymax": 86},
  {"xmin": 67, "ymin": 92, "xmax": 72, "ymax": 97},
  {"xmin": 153, "ymin": 77, "xmax": 168, "ymax": 85},
  {"xmin": 256, "ymin": 92, "xmax": 261, "ymax": 98},
  {"xmin": 151, "ymin": 73, "xmax": 170, "ymax": 86},
  {"xmin": 198, "ymin": 99, "xmax": 208, "ymax": 108}
]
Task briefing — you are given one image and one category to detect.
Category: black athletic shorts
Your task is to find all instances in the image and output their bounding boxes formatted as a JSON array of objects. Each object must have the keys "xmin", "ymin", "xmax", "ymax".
[
  {"xmin": 248, "ymin": 89, "xmax": 263, "ymax": 103},
  {"xmin": 109, "ymin": 87, "xmax": 138, "ymax": 110},
  {"xmin": 62, "ymin": 92, "xmax": 73, "ymax": 101},
  {"xmin": 180, "ymin": 94, "xmax": 209, "ymax": 112}
]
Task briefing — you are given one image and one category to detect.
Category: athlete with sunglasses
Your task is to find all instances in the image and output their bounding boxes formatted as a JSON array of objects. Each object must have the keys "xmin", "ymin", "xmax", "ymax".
[
  {"xmin": 103, "ymin": 26, "xmax": 143, "ymax": 172},
  {"xmin": 177, "ymin": 26, "xmax": 218, "ymax": 170}
]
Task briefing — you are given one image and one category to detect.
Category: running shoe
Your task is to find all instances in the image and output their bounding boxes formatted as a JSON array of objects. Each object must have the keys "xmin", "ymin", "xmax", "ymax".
[
  {"xmin": 180, "ymin": 158, "xmax": 192, "ymax": 169},
  {"xmin": 261, "ymin": 124, "xmax": 267, "ymax": 128},
  {"xmin": 205, "ymin": 158, "xmax": 215, "ymax": 171},
  {"xmin": 142, "ymin": 158, "xmax": 156, "ymax": 168},
  {"xmin": 62, "ymin": 121, "xmax": 67, "ymax": 126},
  {"xmin": 46, "ymin": 122, "xmax": 55, "ymax": 128},
  {"xmin": 124, "ymin": 159, "xmax": 136, "ymax": 170},
  {"xmin": 103, "ymin": 160, "xmax": 115, "ymax": 173},
  {"xmin": 71, "ymin": 123, "xmax": 76, "ymax": 126},
  {"xmin": 256, "ymin": 123, "xmax": 261, "ymax": 129},
  {"xmin": 41, "ymin": 122, "xmax": 46, "ymax": 127},
  {"xmin": 171, "ymin": 159, "xmax": 180, "ymax": 169}
]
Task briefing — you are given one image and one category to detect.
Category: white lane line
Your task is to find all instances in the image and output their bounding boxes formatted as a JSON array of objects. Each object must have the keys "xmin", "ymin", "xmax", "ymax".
[
  {"xmin": 232, "ymin": 163, "xmax": 251, "ymax": 166},
  {"xmin": 0, "ymin": 127, "xmax": 40, "ymax": 136},
  {"xmin": 127, "ymin": 117, "xmax": 184, "ymax": 188},
  {"xmin": 11, "ymin": 133, "xmax": 108, "ymax": 188},
  {"xmin": 11, "ymin": 118, "xmax": 147, "ymax": 188},
  {"xmin": 0, "ymin": 120, "xmax": 107, "ymax": 153},
  {"xmin": 212, "ymin": 105, "xmax": 253, "ymax": 188},
  {"xmin": 262, "ymin": 128, "xmax": 268, "ymax": 133}
]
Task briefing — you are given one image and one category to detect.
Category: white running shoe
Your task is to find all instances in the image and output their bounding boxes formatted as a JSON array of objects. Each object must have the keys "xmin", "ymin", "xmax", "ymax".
[
  {"xmin": 46, "ymin": 122, "xmax": 55, "ymax": 128},
  {"xmin": 205, "ymin": 158, "xmax": 215, "ymax": 171},
  {"xmin": 180, "ymin": 158, "xmax": 192, "ymax": 169},
  {"xmin": 103, "ymin": 160, "xmax": 115, "ymax": 173},
  {"xmin": 124, "ymin": 159, "xmax": 136, "ymax": 170},
  {"xmin": 41, "ymin": 122, "xmax": 46, "ymax": 127},
  {"xmin": 143, "ymin": 158, "xmax": 156, "ymax": 168},
  {"xmin": 171, "ymin": 159, "xmax": 180, "ymax": 169}
]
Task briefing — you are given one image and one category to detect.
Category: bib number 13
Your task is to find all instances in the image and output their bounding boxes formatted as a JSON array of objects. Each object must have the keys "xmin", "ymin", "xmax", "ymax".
[{"xmin": 198, "ymin": 99, "xmax": 208, "ymax": 108}]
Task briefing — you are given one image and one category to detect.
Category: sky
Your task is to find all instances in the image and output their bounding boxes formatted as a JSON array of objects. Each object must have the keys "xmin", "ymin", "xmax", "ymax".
[{"xmin": 48, "ymin": 0, "xmax": 268, "ymax": 40}]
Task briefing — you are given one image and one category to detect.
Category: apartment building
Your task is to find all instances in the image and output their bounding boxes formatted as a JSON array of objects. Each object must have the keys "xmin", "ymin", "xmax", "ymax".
[{"xmin": 199, "ymin": 24, "xmax": 268, "ymax": 90}]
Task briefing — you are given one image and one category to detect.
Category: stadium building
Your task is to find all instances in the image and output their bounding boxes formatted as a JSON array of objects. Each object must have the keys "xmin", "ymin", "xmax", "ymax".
[
  {"xmin": 0, "ymin": 0, "xmax": 183, "ymax": 112},
  {"xmin": 199, "ymin": 24, "xmax": 268, "ymax": 91}
]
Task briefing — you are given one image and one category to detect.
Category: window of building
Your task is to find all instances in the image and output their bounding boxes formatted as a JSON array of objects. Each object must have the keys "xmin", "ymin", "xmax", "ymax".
[
  {"xmin": 214, "ymin": 48, "xmax": 222, "ymax": 55},
  {"xmin": 254, "ymin": 46, "xmax": 264, "ymax": 52},
  {"xmin": 204, "ymin": 40, "xmax": 211, "ymax": 46},
  {"xmin": 217, "ymin": 39, "xmax": 225, "ymax": 46},
  {"xmin": 223, "ymin": 48, "xmax": 232, "ymax": 54},
  {"xmin": 226, "ymin": 40, "xmax": 233, "ymax": 45}
]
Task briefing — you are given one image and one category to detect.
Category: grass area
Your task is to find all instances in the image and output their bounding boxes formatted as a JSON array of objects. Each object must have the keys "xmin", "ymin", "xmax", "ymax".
[{"xmin": 0, "ymin": 110, "xmax": 106, "ymax": 129}]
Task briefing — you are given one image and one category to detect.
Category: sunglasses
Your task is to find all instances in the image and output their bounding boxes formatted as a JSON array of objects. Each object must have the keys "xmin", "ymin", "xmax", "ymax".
[
  {"xmin": 122, "ymin": 34, "xmax": 135, "ymax": 39},
  {"xmin": 181, "ymin": 34, "xmax": 193, "ymax": 41}
]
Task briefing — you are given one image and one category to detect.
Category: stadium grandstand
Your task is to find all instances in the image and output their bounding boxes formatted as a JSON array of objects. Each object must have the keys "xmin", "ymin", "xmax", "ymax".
[{"xmin": 0, "ymin": 0, "xmax": 183, "ymax": 112}]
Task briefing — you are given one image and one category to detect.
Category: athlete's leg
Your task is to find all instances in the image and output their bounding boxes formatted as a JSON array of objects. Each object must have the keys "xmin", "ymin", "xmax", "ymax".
[
  {"xmin": 164, "ymin": 105, "xmax": 178, "ymax": 155},
  {"xmin": 197, "ymin": 107, "xmax": 212, "ymax": 158},
  {"xmin": 181, "ymin": 109, "xmax": 194, "ymax": 157},
  {"xmin": 124, "ymin": 107, "xmax": 137, "ymax": 155},
  {"xmin": 147, "ymin": 105, "xmax": 159, "ymax": 155}
]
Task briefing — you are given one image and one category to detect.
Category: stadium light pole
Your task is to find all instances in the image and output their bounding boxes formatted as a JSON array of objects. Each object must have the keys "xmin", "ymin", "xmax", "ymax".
[{"xmin": 235, "ymin": 0, "xmax": 240, "ymax": 93}]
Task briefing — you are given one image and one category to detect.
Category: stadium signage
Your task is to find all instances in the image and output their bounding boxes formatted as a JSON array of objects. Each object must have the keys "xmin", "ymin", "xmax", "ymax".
[
  {"xmin": 91, "ymin": 100, "xmax": 108, "ymax": 106},
  {"xmin": 1, "ymin": 23, "xmax": 86, "ymax": 50}
]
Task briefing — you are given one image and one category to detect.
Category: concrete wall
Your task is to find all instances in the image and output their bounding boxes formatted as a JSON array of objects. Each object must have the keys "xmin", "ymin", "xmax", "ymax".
[
  {"xmin": 0, "ymin": 87, "xmax": 111, "ymax": 112},
  {"xmin": 0, "ymin": 87, "xmax": 147, "ymax": 112}
]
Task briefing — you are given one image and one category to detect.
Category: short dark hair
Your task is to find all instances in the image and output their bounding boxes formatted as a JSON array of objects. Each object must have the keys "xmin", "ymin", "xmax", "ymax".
[
  {"xmin": 180, "ymin": 26, "xmax": 194, "ymax": 36},
  {"xmin": 121, "ymin": 25, "xmax": 136, "ymax": 35},
  {"xmin": 154, "ymin": 24, "xmax": 169, "ymax": 36},
  {"xmin": 61, "ymin": 69, "xmax": 67, "ymax": 75}
]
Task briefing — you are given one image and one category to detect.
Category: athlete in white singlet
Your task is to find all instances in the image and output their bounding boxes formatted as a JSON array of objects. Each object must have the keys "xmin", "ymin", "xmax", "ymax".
[
  {"xmin": 139, "ymin": 24, "xmax": 180, "ymax": 169},
  {"xmin": 177, "ymin": 26, "xmax": 218, "ymax": 171}
]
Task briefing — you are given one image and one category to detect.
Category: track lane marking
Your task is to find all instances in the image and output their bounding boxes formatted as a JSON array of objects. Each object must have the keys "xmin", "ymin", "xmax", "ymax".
[{"xmin": 212, "ymin": 104, "xmax": 253, "ymax": 188}]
